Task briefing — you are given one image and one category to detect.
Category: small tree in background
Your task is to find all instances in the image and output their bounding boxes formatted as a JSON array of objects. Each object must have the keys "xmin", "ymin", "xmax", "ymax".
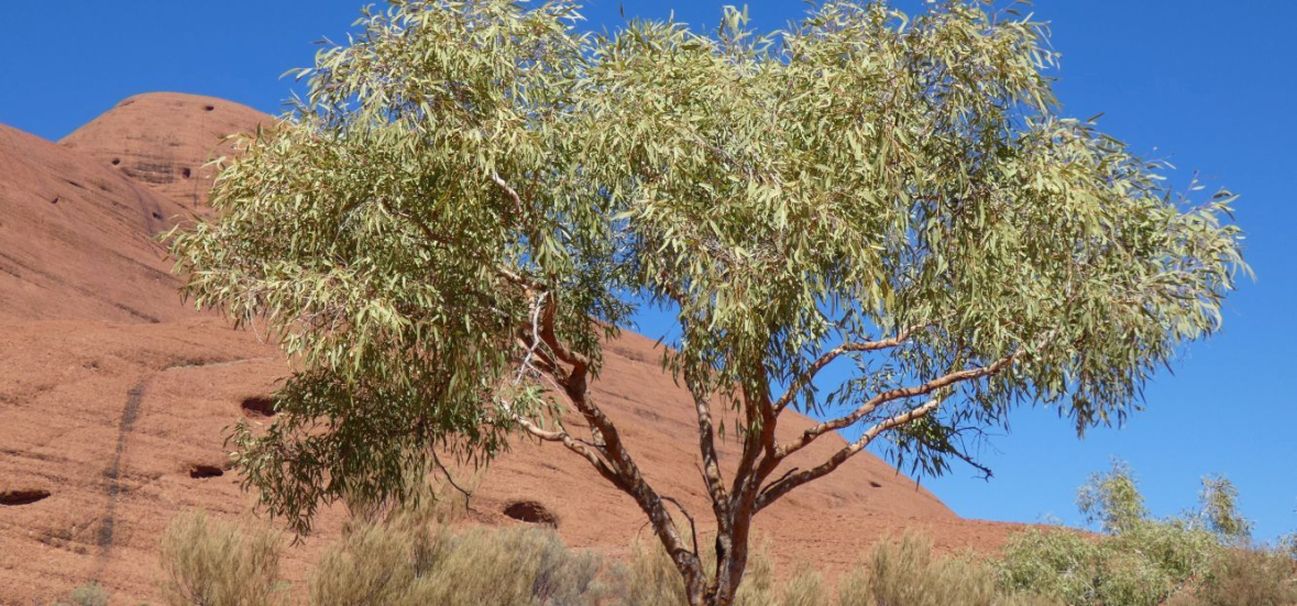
[
  {"xmin": 1198, "ymin": 475, "xmax": 1253, "ymax": 543},
  {"xmin": 1002, "ymin": 463, "xmax": 1293, "ymax": 606},
  {"xmin": 169, "ymin": 1, "xmax": 1245, "ymax": 604},
  {"xmin": 1077, "ymin": 460, "xmax": 1148, "ymax": 535},
  {"xmin": 1077, "ymin": 461, "xmax": 1255, "ymax": 543}
]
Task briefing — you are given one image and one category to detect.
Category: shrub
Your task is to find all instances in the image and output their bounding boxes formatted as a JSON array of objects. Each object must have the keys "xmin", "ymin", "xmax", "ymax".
[
  {"xmin": 615, "ymin": 537, "xmax": 688, "ymax": 606},
  {"xmin": 600, "ymin": 530, "xmax": 1061, "ymax": 606},
  {"xmin": 1282, "ymin": 533, "xmax": 1297, "ymax": 561},
  {"xmin": 836, "ymin": 532, "xmax": 1028, "ymax": 606},
  {"xmin": 309, "ymin": 517, "xmax": 437, "ymax": 606},
  {"xmin": 779, "ymin": 568, "xmax": 827, "ymax": 606},
  {"xmin": 158, "ymin": 511, "xmax": 286, "ymax": 606},
  {"xmin": 998, "ymin": 522, "xmax": 1221, "ymax": 606},
  {"xmin": 998, "ymin": 462, "xmax": 1278, "ymax": 606},
  {"xmin": 1077, "ymin": 461, "xmax": 1148, "ymax": 535},
  {"xmin": 1090, "ymin": 547, "xmax": 1178, "ymax": 606},
  {"xmin": 56, "ymin": 583, "xmax": 109, "ymax": 606},
  {"xmin": 1106, "ymin": 520, "xmax": 1219, "ymax": 585},
  {"xmin": 998, "ymin": 529, "xmax": 1102, "ymax": 604},
  {"xmin": 614, "ymin": 535, "xmax": 782, "ymax": 606},
  {"xmin": 311, "ymin": 515, "xmax": 607, "ymax": 606},
  {"xmin": 1165, "ymin": 547, "xmax": 1297, "ymax": 606},
  {"xmin": 1198, "ymin": 476, "xmax": 1253, "ymax": 543}
]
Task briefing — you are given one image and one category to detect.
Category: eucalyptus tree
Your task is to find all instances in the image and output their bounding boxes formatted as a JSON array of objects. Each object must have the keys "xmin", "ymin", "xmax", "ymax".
[{"xmin": 168, "ymin": 1, "xmax": 1245, "ymax": 604}]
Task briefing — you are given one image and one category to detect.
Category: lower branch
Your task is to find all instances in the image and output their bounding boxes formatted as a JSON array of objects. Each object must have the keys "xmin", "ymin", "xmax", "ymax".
[
  {"xmin": 755, "ymin": 395, "xmax": 946, "ymax": 511},
  {"xmin": 514, "ymin": 415, "xmax": 622, "ymax": 486},
  {"xmin": 777, "ymin": 354, "xmax": 1016, "ymax": 460}
]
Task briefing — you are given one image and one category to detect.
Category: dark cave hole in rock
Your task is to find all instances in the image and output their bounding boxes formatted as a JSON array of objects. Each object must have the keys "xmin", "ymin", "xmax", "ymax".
[
  {"xmin": 1, "ymin": 489, "xmax": 51, "ymax": 506},
  {"xmin": 869, "ymin": 480, "xmax": 883, "ymax": 488},
  {"xmin": 204, "ymin": 105, "xmax": 215, "ymax": 111},
  {"xmin": 111, "ymin": 158, "xmax": 121, "ymax": 166},
  {"xmin": 151, "ymin": 211, "xmax": 163, "ymax": 220},
  {"xmin": 240, "ymin": 396, "xmax": 277, "ymax": 418},
  {"xmin": 503, "ymin": 500, "xmax": 559, "ymax": 528},
  {"xmin": 181, "ymin": 167, "xmax": 192, "ymax": 179},
  {"xmin": 189, "ymin": 464, "xmax": 225, "ymax": 479}
]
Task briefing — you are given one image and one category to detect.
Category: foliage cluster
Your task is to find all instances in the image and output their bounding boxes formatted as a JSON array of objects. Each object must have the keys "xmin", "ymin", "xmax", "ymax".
[
  {"xmin": 169, "ymin": 0, "xmax": 1245, "ymax": 535},
  {"xmin": 168, "ymin": 0, "xmax": 1245, "ymax": 602},
  {"xmin": 999, "ymin": 462, "xmax": 1295, "ymax": 606}
]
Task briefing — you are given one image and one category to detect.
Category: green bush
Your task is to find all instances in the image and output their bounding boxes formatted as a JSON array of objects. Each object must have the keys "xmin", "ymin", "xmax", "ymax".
[
  {"xmin": 158, "ymin": 511, "xmax": 286, "ymax": 606},
  {"xmin": 1106, "ymin": 520, "xmax": 1219, "ymax": 585},
  {"xmin": 1198, "ymin": 475, "xmax": 1253, "ymax": 543},
  {"xmin": 998, "ymin": 529, "xmax": 1102, "ymax": 604},
  {"xmin": 996, "ymin": 462, "xmax": 1287, "ymax": 606},
  {"xmin": 998, "ymin": 522, "xmax": 1220, "ymax": 606},
  {"xmin": 1077, "ymin": 461, "xmax": 1148, "ymax": 535}
]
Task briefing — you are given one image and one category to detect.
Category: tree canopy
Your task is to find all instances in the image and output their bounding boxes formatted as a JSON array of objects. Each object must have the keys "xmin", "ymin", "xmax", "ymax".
[{"xmin": 169, "ymin": 1, "xmax": 1244, "ymax": 603}]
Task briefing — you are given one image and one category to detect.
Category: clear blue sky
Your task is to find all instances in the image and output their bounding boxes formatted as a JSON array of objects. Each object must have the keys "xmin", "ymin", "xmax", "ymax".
[{"xmin": 2, "ymin": 1, "xmax": 1293, "ymax": 541}]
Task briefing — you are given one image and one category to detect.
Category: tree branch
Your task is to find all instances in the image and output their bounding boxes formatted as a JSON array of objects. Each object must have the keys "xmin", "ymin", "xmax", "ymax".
[
  {"xmin": 513, "ymin": 415, "xmax": 622, "ymax": 487},
  {"xmin": 772, "ymin": 327, "xmax": 917, "ymax": 414},
  {"xmin": 661, "ymin": 495, "xmax": 701, "ymax": 560},
  {"xmin": 685, "ymin": 369, "xmax": 731, "ymax": 509},
  {"xmin": 756, "ymin": 395, "xmax": 948, "ymax": 511},
  {"xmin": 488, "ymin": 172, "xmax": 706, "ymax": 596},
  {"xmin": 656, "ymin": 275, "xmax": 731, "ymax": 511},
  {"xmin": 730, "ymin": 359, "xmax": 778, "ymax": 507},
  {"xmin": 776, "ymin": 354, "xmax": 1016, "ymax": 460},
  {"xmin": 490, "ymin": 171, "xmax": 527, "ymax": 216},
  {"xmin": 430, "ymin": 449, "xmax": 475, "ymax": 510}
]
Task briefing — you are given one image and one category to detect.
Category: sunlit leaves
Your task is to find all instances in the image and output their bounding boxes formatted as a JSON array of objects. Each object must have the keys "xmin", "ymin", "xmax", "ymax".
[{"xmin": 168, "ymin": 0, "xmax": 1244, "ymax": 533}]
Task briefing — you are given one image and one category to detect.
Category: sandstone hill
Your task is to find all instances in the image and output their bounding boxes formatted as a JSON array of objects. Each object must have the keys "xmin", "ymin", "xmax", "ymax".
[{"xmin": 0, "ymin": 93, "xmax": 1027, "ymax": 604}]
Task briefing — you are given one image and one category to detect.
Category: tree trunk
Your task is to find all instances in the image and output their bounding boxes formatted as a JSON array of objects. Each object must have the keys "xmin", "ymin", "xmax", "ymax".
[
  {"xmin": 681, "ymin": 561, "xmax": 708, "ymax": 606},
  {"xmin": 712, "ymin": 509, "xmax": 754, "ymax": 606}
]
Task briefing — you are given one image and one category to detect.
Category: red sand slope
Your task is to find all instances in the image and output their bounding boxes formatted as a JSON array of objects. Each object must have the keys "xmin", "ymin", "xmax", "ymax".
[{"xmin": 0, "ymin": 93, "xmax": 1029, "ymax": 604}]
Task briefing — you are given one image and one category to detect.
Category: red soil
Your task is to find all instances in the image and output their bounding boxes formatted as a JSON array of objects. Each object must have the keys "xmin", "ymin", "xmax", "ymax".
[{"xmin": 0, "ymin": 93, "xmax": 1032, "ymax": 603}]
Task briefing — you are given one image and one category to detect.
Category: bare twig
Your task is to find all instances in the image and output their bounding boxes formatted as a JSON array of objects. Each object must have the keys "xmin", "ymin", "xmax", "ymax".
[
  {"xmin": 661, "ymin": 495, "xmax": 701, "ymax": 559},
  {"xmin": 430, "ymin": 449, "xmax": 474, "ymax": 510},
  {"xmin": 772, "ymin": 326, "xmax": 919, "ymax": 414},
  {"xmin": 757, "ymin": 395, "xmax": 948, "ymax": 510}
]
